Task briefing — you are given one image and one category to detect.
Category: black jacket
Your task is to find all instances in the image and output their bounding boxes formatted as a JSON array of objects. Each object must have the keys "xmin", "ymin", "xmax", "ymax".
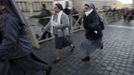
[
  {"xmin": 0, "ymin": 11, "xmax": 32, "ymax": 60},
  {"xmin": 83, "ymin": 11, "xmax": 103, "ymax": 40},
  {"xmin": 63, "ymin": 8, "xmax": 71, "ymax": 15}
]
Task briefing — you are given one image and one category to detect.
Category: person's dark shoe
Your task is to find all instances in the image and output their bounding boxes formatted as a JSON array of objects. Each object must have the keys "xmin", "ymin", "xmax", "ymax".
[
  {"xmin": 53, "ymin": 59, "xmax": 61, "ymax": 64},
  {"xmin": 70, "ymin": 45, "xmax": 75, "ymax": 52},
  {"xmin": 82, "ymin": 56, "xmax": 90, "ymax": 62},
  {"xmin": 100, "ymin": 45, "xmax": 103, "ymax": 49},
  {"xmin": 46, "ymin": 66, "xmax": 52, "ymax": 75},
  {"xmin": 100, "ymin": 44, "xmax": 103, "ymax": 49}
]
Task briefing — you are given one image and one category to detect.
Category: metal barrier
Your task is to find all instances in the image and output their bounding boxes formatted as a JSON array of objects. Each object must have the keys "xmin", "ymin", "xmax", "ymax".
[
  {"xmin": 69, "ymin": 14, "xmax": 83, "ymax": 32},
  {"xmin": 28, "ymin": 11, "xmax": 122, "ymax": 48},
  {"xmin": 101, "ymin": 11, "xmax": 122, "ymax": 24}
]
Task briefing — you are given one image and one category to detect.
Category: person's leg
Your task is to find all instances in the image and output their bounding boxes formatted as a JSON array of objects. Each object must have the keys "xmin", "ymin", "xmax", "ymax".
[
  {"xmin": 28, "ymin": 67, "xmax": 51, "ymax": 75},
  {"xmin": 124, "ymin": 15, "xmax": 126, "ymax": 22},
  {"xmin": 81, "ymin": 39, "xmax": 91, "ymax": 62},
  {"xmin": 29, "ymin": 71, "xmax": 45, "ymax": 75},
  {"xmin": 56, "ymin": 49, "xmax": 62, "ymax": 60},
  {"xmin": 100, "ymin": 43, "xmax": 103, "ymax": 49},
  {"xmin": 9, "ymin": 60, "xmax": 26, "ymax": 75},
  {"xmin": 70, "ymin": 43, "xmax": 75, "ymax": 52},
  {"xmin": 47, "ymin": 31, "xmax": 51, "ymax": 38},
  {"xmin": 53, "ymin": 49, "xmax": 62, "ymax": 63},
  {"xmin": 40, "ymin": 31, "xmax": 47, "ymax": 40},
  {"xmin": 65, "ymin": 36, "xmax": 75, "ymax": 52},
  {"xmin": 12, "ymin": 54, "xmax": 52, "ymax": 75},
  {"xmin": 82, "ymin": 49, "xmax": 90, "ymax": 61},
  {"xmin": 99, "ymin": 38, "xmax": 103, "ymax": 49}
]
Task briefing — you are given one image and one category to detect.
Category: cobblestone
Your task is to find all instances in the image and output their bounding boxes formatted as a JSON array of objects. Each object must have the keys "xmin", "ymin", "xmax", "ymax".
[{"xmin": 34, "ymin": 21, "xmax": 134, "ymax": 75}]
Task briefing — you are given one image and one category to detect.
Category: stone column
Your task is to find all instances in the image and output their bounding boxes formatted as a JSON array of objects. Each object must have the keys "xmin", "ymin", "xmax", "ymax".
[
  {"xmin": 28, "ymin": 0, "xmax": 33, "ymax": 16},
  {"xmin": 71, "ymin": 0, "xmax": 86, "ymax": 12},
  {"xmin": 133, "ymin": 0, "xmax": 134, "ymax": 7}
]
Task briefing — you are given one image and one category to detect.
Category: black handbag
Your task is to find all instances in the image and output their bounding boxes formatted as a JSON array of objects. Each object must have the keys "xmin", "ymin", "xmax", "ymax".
[
  {"xmin": 97, "ymin": 15, "xmax": 105, "ymax": 30},
  {"xmin": 62, "ymin": 28, "xmax": 72, "ymax": 47},
  {"xmin": 63, "ymin": 36, "xmax": 72, "ymax": 47}
]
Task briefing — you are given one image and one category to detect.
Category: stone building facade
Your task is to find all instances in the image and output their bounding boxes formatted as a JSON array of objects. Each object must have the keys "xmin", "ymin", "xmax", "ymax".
[{"xmin": 16, "ymin": 0, "xmax": 53, "ymax": 12}]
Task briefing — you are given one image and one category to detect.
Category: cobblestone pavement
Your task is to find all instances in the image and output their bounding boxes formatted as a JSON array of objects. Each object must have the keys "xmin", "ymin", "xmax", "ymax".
[{"xmin": 34, "ymin": 21, "xmax": 134, "ymax": 75}]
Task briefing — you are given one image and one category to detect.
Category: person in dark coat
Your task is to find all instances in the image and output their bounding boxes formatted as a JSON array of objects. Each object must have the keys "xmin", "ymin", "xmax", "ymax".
[
  {"xmin": 31, "ymin": 4, "xmax": 52, "ymax": 40},
  {"xmin": 127, "ymin": 9, "xmax": 133, "ymax": 23},
  {"xmin": 63, "ymin": 2, "xmax": 71, "ymax": 15},
  {"xmin": 0, "ymin": 0, "xmax": 51, "ymax": 75},
  {"xmin": 89, "ymin": 3, "xmax": 105, "ymax": 30},
  {"xmin": 123, "ymin": 8, "xmax": 128, "ymax": 22},
  {"xmin": 31, "ymin": 4, "xmax": 52, "ymax": 26},
  {"xmin": 80, "ymin": 3, "xmax": 103, "ymax": 62}
]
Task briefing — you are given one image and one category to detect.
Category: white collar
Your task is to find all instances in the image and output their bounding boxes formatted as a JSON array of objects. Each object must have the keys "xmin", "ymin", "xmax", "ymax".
[
  {"xmin": 85, "ymin": 9, "xmax": 93, "ymax": 16},
  {"xmin": 51, "ymin": 10, "xmax": 63, "ymax": 26},
  {"xmin": 56, "ymin": 11, "xmax": 63, "ymax": 15}
]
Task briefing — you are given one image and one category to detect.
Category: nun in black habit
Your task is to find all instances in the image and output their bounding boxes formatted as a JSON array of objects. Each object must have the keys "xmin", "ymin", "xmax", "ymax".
[
  {"xmin": 0, "ymin": 0, "xmax": 51, "ymax": 75},
  {"xmin": 80, "ymin": 3, "xmax": 103, "ymax": 62}
]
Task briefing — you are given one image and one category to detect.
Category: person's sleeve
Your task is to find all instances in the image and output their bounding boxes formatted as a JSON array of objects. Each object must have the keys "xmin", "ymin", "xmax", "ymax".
[
  {"xmin": 43, "ymin": 21, "xmax": 51, "ymax": 32},
  {"xmin": 0, "ymin": 17, "xmax": 19, "ymax": 58},
  {"xmin": 31, "ymin": 12, "xmax": 45, "ymax": 18},
  {"xmin": 31, "ymin": 11, "xmax": 51, "ymax": 18}
]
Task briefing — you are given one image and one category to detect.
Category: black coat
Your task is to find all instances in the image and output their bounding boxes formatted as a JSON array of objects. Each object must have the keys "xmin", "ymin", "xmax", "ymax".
[
  {"xmin": 83, "ymin": 11, "xmax": 103, "ymax": 40},
  {"xmin": 63, "ymin": 8, "xmax": 71, "ymax": 15},
  {"xmin": 31, "ymin": 9, "xmax": 52, "ymax": 26},
  {"xmin": 0, "ymin": 11, "xmax": 32, "ymax": 60}
]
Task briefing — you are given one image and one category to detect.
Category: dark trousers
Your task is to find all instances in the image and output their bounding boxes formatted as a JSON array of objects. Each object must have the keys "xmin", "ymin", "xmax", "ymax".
[
  {"xmin": 40, "ymin": 31, "xmax": 51, "ymax": 40},
  {"xmin": 0, "ymin": 53, "xmax": 49, "ymax": 75}
]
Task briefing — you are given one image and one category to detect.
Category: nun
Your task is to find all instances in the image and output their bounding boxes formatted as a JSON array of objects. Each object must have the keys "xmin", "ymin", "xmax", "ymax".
[
  {"xmin": 80, "ymin": 3, "xmax": 103, "ymax": 62},
  {"xmin": 0, "ymin": 0, "xmax": 51, "ymax": 75},
  {"xmin": 43, "ymin": 3, "xmax": 75, "ymax": 63}
]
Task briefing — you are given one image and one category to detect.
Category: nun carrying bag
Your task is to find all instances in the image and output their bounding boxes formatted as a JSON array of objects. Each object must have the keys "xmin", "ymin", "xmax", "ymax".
[{"xmin": 61, "ymin": 28, "xmax": 72, "ymax": 48}]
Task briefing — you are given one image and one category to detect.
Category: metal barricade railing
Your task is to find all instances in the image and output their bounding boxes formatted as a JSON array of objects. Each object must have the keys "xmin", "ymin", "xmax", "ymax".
[
  {"xmin": 101, "ymin": 11, "xmax": 122, "ymax": 24},
  {"xmin": 28, "ymin": 14, "xmax": 84, "ymax": 48},
  {"xmin": 28, "ymin": 11, "xmax": 122, "ymax": 48},
  {"xmin": 69, "ymin": 14, "xmax": 83, "ymax": 32}
]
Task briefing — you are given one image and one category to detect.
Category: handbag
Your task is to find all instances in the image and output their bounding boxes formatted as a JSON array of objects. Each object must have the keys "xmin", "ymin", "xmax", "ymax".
[
  {"xmin": 97, "ymin": 15, "xmax": 105, "ymax": 30},
  {"xmin": 62, "ymin": 28, "xmax": 72, "ymax": 47}
]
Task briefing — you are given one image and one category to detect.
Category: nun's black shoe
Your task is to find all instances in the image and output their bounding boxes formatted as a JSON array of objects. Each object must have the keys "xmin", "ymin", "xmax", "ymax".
[
  {"xmin": 82, "ymin": 56, "xmax": 90, "ymax": 62},
  {"xmin": 100, "ymin": 46, "xmax": 103, "ymax": 49},
  {"xmin": 100, "ymin": 45, "xmax": 103, "ymax": 49},
  {"xmin": 46, "ymin": 66, "xmax": 52, "ymax": 75},
  {"xmin": 53, "ymin": 59, "xmax": 61, "ymax": 64},
  {"xmin": 70, "ymin": 45, "xmax": 75, "ymax": 52}
]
